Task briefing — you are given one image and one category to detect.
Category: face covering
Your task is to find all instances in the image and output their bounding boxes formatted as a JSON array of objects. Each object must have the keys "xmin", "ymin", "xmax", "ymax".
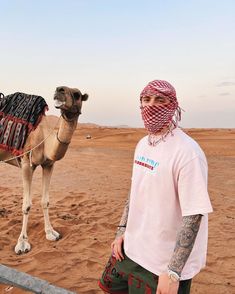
[
  {"xmin": 140, "ymin": 80, "xmax": 181, "ymax": 134},
  {"xmin": 141, "ymin": 103, "xmax": 177, "ymax": 134}
]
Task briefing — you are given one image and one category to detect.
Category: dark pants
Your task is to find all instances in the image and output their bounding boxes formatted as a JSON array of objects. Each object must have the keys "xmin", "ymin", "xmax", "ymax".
[{"xmin": 99, "ymin": 253, "xmax": 192, "ymax": 294}]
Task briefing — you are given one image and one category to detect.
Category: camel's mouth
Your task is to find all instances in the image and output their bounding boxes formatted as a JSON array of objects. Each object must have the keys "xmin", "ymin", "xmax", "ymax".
[{"xmin": 54, "ymin": 99, "xmax": 65, "ymax": 109}]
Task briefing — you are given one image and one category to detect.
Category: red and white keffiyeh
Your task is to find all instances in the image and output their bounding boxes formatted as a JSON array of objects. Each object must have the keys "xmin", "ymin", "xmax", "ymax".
[
  {"xmin": 140, "ymin": 80, "xmax": 181, "ymax": 134},
  {"xmin": 140, "ymin": 80, "xmax": 177, "ymax": 101}
]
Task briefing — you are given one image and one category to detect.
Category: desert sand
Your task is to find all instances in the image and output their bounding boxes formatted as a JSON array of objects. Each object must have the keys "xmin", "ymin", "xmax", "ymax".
[{"xmin": 0, "ymin": 120, "xmax": 234, "ymax": 294}]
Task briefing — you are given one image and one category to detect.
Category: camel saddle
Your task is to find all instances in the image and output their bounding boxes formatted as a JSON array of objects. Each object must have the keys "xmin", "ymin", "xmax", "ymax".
[{"xmin": 0, "ymin": 92, "xmax": 48, "ymax": 156}]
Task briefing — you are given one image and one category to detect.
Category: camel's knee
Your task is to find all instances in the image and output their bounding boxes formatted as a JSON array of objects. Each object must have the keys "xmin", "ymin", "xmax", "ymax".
[
  {"xmin": 22, "ymin": 205, "xmax": 31, "ymax": 214},
  {"xmin": 41, "ymin": 201, "xmax": 49, "ymax": 209}
]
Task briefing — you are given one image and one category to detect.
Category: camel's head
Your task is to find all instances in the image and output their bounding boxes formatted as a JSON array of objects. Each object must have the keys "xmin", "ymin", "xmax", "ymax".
[{"xmin": 54, "ymin": 86, "xmax": 88, "ymax": 119}]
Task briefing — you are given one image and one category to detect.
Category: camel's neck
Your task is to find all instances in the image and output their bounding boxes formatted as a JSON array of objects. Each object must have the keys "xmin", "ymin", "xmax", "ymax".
[{"xmin": 46, "ymin": 115, "xmax": 78, "ymax": 161}]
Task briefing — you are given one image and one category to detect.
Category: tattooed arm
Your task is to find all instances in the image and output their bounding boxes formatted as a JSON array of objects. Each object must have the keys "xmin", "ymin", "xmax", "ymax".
[
  {"xmin": 168, "ymin": 214, "xmax": 202, "ymax": 276},
  {"xmin": 156, "ymin": 215, "xmax": 202, "ymax": 294},
  {"xmin": 111, "ymin": 194, "xmax": 130, "ymax": 261},
  {"xmin": 116, "ymin": 196, "xmax": 130, "ymax": 238}
]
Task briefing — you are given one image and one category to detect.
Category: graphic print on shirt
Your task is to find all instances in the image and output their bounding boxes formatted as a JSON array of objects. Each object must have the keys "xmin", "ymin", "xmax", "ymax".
[{"xmin": 134, "ymin": 154, "xmax": 160, "ymax": 174}]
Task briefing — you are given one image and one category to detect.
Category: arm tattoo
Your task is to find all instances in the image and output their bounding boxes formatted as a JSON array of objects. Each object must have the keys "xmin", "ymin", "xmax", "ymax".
[
  {"xmin": 116, "ymin": 196, "xmax": 130, "ymax": 238},
  {"xmin": 168, "ymin": 214, "xmax": 202, "ymax": 276}
]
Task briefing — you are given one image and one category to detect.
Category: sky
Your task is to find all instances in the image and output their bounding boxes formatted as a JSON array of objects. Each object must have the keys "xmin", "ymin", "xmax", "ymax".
[{"xmin": 1, "ymin": 0, "xmax": 235, "ymax": 128}]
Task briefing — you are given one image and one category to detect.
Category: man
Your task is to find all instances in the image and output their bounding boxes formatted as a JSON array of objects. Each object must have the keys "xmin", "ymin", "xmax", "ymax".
[{"xmin": 99, "ymin": 80, "xmax": 213, "ymax": 294}]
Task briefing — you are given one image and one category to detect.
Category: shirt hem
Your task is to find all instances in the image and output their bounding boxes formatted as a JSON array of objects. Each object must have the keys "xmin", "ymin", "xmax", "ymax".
[
  {"xmin": 182, "ymin": 209, "xmax": 213, "ymax": 216},
  {"xmin": 125, "ymin": 250, "xmax": 205, "ymax": 280}
]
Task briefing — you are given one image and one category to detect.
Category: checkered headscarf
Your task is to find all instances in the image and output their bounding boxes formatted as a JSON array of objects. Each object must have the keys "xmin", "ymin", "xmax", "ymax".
[
  {"xmin": 140, "ymin": 80, "xmax": 181, "ymax": 134},
  {"xmin": 140, "ymin": 80, "xmax": 177, "ymax": 101}
]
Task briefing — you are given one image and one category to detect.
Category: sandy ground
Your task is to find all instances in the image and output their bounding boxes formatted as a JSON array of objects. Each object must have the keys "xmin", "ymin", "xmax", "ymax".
[{"xmin": 0, "ymin": 122, "xmax": 234, "ymax": 294}]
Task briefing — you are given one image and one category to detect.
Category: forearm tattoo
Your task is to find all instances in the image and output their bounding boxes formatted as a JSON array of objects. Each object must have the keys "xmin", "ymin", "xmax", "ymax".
[
  {"xmin": 116, "ymin": 196, "xmax": 130, "ymax": 238},
  {"xmin": 168, "ymin": 214, "xmax": 202, "ymax": 275}
]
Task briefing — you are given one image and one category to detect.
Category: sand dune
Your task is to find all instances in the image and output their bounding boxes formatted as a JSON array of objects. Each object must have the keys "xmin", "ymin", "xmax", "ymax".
[{"xmin": 0, "ymin": 126, "xmax": 234, "ymax": 293}]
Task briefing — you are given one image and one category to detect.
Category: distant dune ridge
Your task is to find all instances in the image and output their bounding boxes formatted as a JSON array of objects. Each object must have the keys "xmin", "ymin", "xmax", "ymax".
[
  {"xmin": 0, "ymin": 126, "xmax": 234, "ymax": 293},
  {"xmin": 47, "ymin": 115, "xmax": 106, "ymax": 129}
]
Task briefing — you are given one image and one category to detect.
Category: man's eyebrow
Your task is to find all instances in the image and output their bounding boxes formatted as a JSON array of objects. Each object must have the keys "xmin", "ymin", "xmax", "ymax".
[
  {"xmin": 142, "ymin": 96, "xmax": 151, "ymax": 99},
  {"xmin": 155, "ymin": 95, "xmax": 167, "ymax": 99},
  {"xmin": 155, "ymin": 95, "xmax": 170, "ymax": 101}
]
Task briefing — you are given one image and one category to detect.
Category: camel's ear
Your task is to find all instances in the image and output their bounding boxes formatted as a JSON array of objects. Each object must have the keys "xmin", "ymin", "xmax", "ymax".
[{"xmin": 82, "ymin": 93, "xmax": 89, "ymax": 101}]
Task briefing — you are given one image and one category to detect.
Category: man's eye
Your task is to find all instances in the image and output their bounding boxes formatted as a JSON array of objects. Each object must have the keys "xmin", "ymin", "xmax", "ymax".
[{"xmin": 157, "ymin": 97, "xmax": 166, "ymax": 103}]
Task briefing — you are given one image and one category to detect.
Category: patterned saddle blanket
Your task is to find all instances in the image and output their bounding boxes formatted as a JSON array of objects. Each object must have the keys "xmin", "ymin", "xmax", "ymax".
[{"xmin": 0, "ymin": 92, "xmax": 48, "ymax": 156}]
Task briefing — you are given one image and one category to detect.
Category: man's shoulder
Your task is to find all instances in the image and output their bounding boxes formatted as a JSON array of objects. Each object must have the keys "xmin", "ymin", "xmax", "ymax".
[
  {"xmin": 174, "ymin": 128, "xmax": 200, "ymax": 147},
  {"xmin": 173, "ymin": 128, "xmax": 207, "ymax": 163}
]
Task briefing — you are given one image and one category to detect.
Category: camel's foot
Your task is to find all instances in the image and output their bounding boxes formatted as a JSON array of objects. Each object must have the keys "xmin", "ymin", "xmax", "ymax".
[
  {"xmin": 15, "ymin": 239, "xmax": 31, "ymax": 254},
  {"xmin": 46, "ymin": 229, "xmax": 61, "ymax": 241}
]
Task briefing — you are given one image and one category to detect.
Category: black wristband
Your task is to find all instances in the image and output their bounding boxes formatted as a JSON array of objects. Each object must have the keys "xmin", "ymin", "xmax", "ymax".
[{"xmin": 117, "ymin": 225, "xmax": 126, "ymax": 228}]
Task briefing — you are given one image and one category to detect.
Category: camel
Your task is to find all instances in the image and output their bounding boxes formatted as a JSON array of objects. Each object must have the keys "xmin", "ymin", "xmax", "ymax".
[{"xmin": 0, "ymin": 86, "xmax": 88, "ymax": 254}]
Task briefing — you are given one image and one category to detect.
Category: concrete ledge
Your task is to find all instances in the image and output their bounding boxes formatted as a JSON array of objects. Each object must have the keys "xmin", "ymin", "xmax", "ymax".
[{"xmin": 0, "ymin": 264, "xmax": 76, "ymax": 294}]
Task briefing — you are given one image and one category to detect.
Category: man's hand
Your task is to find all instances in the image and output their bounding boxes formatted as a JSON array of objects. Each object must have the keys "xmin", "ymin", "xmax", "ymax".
[
  {"xmin": 156, "ymin": 273, "xmax": 179, "ymax": 294},
  {"xmin": 111, "ymin": 234, "xmax": 125, "ymax": 261}
]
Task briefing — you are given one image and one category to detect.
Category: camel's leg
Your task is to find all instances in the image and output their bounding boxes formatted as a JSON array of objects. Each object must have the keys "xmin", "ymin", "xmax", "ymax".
[
  {"xmin": 42, "ymin": 164, "xmax": 61, "ymax": 241},
  {"xmin": 15, "ymin": 160, "xmax": 34, "ymax": 254}
]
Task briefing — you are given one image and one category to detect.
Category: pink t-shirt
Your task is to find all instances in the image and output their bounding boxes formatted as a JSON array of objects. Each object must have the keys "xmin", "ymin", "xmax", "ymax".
[{"xmin": 124, "ymin": 128, "xmax": 213, "ymax": 280}]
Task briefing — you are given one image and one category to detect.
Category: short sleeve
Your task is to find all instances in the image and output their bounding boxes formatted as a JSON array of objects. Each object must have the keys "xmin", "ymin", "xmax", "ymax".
[{"xmin": 178, "ymin": 156, "xmax": 213, "ymax": 216}]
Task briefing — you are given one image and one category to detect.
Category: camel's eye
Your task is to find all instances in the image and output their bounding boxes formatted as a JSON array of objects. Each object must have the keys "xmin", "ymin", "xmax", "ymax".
[
  {"xmin": 58, "ymin": 87, "xmax": 65, "ymax": 93},
  {"xmin": 73, "ymin": 92, "xmax": 81, "ymax": 100}
]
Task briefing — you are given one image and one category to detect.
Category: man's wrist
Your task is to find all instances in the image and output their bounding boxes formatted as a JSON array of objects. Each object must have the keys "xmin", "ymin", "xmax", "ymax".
[
  {"xmin": 167, "ymin": 267, "xmax": 181, "ymax": 283},
  {"xmin": 116, "ymin": 225, "xmax": 126, "ymax": 238},
  {"xmin": 117, "ymin": 224, "xmax": 126, "ymax": 232}
]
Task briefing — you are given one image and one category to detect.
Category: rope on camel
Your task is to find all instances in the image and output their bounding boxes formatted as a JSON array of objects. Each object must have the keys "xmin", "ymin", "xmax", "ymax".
[{"xmin": 0, "ymin": 116, "xmax": 62, "ymax": 167}]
